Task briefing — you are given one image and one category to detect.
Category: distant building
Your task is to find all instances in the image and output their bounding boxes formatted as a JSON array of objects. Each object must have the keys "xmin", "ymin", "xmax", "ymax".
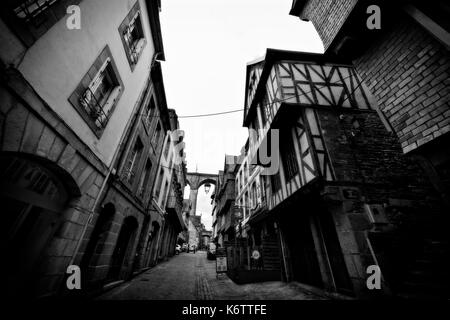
[
  {"xmin": 188, "ymin": 214, "xmax": 202, "ymax": 247},
  {"xmin": 213, "ymin": 155, "xmax": 240, "ymax": 248},
  {"xmin": 178, "ymin": 199, "xmax": 192, "ymax": 244},
  {"xmin": 200, "ymin": 230, "xmax": 212, "ymax": 250}
]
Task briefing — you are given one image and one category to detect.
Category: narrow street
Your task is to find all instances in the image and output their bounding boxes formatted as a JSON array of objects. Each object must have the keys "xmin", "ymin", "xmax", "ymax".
[
  {"xmin": 98, "ymin": 251, "xmax": 327, "ymax": 300},
  {"xmin": 2, "ymin": 0, "xmax": 448, "ymax": 306}
]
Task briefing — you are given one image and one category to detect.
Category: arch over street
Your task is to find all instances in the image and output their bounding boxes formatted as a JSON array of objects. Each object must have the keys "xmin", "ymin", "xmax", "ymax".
[{"xmin": 185, "ymin": 172, "xmax": 218, "ymax": 217}]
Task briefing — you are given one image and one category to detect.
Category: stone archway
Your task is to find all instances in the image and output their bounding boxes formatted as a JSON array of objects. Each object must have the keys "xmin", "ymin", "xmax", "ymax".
[
  {"xmin": 185, "ymin": 172, "xmax": 218, "ymax": 217},
  {"xmin": 0, "ymin": 153, "xmax": 81, "ymax": 298}
]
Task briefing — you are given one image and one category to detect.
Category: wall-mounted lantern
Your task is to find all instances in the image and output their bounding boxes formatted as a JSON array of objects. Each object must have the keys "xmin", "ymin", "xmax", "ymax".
[{"xmin": 204, "ymin": 182, "xmax": 211, "ymax": 194}]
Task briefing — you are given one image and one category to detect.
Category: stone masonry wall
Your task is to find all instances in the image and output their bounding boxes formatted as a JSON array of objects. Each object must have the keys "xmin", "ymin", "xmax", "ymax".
[
  {"xmin": 353, "ymin": 14, "xmax": 450, "ymax": 154},
  {"xmin": 301, "ymin": 0, "xmax": 358, "ymax": 51},
  {"xmin": 317, "ymin": 109, "xmax": 446, "ymax": 297},
  {"xmin": 0, "ymin": 83, "xmax": 105, "ymax": 297},
  {"xmin": 318, "ymin": 109, "xmax": 440, "ymax": 206}
]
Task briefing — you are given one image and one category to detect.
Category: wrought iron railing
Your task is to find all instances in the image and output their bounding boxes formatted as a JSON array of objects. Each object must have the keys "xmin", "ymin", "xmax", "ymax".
[
  {"xmin": 123, "ymin": 12, "xmax": 144, "ymax": 65},
  {"xmin": 79, "ymin": 87, "xmax": 109, "ymax": 129}
]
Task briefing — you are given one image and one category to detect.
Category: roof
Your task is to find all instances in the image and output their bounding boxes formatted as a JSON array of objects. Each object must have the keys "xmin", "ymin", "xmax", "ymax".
[
  {"xmin": 145, "ymin": 0, "xmax": 165, "ymax": 61},
  {"xmin": 243, "ymin": 48, "xmax": 350, "ymax": 127},
  {"xmin": 151, "ymin": 61, "xmax": 171, "ymax": 130},
  {"xmin": 289, "ymin": 0, "xmax": 307, "ymax": 17}
]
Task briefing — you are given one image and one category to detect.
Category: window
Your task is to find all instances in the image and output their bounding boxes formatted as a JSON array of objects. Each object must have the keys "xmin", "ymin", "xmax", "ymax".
[
  {"xmin": 259, "ymin": 102, "xmax": 267, "ymax": 126},
  {"xmin": 144, "ymin": 96, "xmax": 156, "ymax": 130},
  {"xmin": 251, "ymin": 183, "xmax": 257, "ymax": 208},
  {"xmin": 260, "ymin": 176, "xmax": 266, "ymax": 202},
  {"xmin": 270, "ymin": 171, "xmax": 282, "ymax": 193},
  {"xmin": 119, "ymin": 1, "xmax": 146, "ymax": 69},
  {"xmin": 122, "ymin": 138, "xmax": 143, "ymax": 185},
  {"xmin": 280, "ymin": 128, "xmax": 299, "ymax": 181},
  {"xmin": 154, "ymin": 168, "xmax": 164, "ymax": 199},
  {"xmin": 138, "ymin": 159, "xmax": 152, "ymax": 198},
  {"xmin": 151, "ymin": 122, "xmax": 162, "ymax": 146},
  {"xmin": 163, "ymin": 180, "xmax": 169, "ymax": 204},
  {"xmin": 68, "ymin": 46, "xmax": 123, "ymax": 137},
  {"xmin": 243, "ymin": 163, "xmax": 248, "ymax": 185},
  {"xmin": 263, "ymin": 94, "xmax": 273, "ymax": 122},
  {"xmin": 244, "ymin": 191, "xmax": 249, "ymax": 218},
  {"xmin": 164, "ymin": 136, "xmax": 171, "ymax": 158},
  {"xmin": 14, "ymin": 0, "xmax": 59, "ymax": 23}
]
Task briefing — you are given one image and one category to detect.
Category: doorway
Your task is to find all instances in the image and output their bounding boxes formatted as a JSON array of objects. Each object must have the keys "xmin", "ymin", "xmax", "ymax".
[
  {"xmin": 316, "ymin": 209, "xmax": 353, "ymax": 295},
  {"xmin": 0, "ymin": 155, "xmax": 72, "ymax": 298},
  {"xmin": 80, "ymin": 202, "xmax": 116, "ymax": 287},
  {"xmin": 281, "ymin": 213, "xmax": 323, "ymax": 287},
  {"xmin": 107, "ymin": 216, "xmax": 138, "ymax": 281}
]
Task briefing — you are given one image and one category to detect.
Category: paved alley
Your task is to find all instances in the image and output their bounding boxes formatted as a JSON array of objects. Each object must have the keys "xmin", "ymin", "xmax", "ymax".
[{"xmin": 98, "ymin": 251, "xmax": 328, "ymax": 300}]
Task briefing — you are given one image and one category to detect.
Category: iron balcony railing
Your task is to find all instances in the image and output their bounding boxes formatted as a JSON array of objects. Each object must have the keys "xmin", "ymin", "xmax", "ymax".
[{"xmin": 79, "ymin": 87, "xmax": 109, "ymax": 129}]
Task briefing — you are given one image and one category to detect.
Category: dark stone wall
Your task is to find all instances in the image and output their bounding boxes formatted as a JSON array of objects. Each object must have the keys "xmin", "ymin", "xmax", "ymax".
[
  {"xmin": 353, "ymin": 14, "xmax": 450, "ymax": 154},
  {"xmin": 0, "ymin": 82, "xmax": 105, "ymax": 297},
  {"xmin": 318, "ymin": 109, "xmax": 440, "ymax": 205}
]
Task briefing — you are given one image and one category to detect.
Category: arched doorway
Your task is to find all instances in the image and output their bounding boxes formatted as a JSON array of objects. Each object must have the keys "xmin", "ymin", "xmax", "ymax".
[
  {"xmin": 107, "ymin": 216, "xmax": 139, "ymax": 281},
  {"xmin": 80, "ymin": 202, "xmax": 116, "ymax": 287},
  {"xmin": 146, "ymin": 220, "xmax": 161, "ymax": 266},
  {"xmin": 132, "ymin": 215, "xmax": 151, "ymax": 271},
  {"xmin": 0, "ymin": 153, "xmax": 78, "ymax": 298}
]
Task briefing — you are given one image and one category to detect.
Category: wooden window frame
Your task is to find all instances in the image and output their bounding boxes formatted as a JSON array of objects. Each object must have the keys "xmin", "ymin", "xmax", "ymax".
[
  {"xmin": 122, "ymin": 137, "xmax": 144, "ymax": 187},
  {"xmin": 280, "ymin": 128, "xmax": 300, "ymax": 182},
  {"xmin": 118, "ymin": 1, "xmax": 147, "ymax": 71},
  {"xmin": 68, "ymin": 45, "xmax": 124, "ymax": 137},
  {"xmin": 137, "ymin": 158, "xmax": 152, "ymax": 199}
]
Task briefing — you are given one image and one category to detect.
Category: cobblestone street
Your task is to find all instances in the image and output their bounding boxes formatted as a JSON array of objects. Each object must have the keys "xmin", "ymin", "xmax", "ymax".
[{"xmin": 98, "ymin": 251, "xmax": 328, "ymax": 300}]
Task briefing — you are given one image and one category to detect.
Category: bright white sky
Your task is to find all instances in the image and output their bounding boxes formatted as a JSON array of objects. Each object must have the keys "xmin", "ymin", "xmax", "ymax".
[{"xmin": 159, "ymin": 0, "xmax": 323, "ymax": 230}]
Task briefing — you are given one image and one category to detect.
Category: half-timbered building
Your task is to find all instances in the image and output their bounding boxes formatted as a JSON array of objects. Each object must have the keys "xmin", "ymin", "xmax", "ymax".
[{"xmin": 239, "ymin": 49, "xmax": 446, "ymax": 298}]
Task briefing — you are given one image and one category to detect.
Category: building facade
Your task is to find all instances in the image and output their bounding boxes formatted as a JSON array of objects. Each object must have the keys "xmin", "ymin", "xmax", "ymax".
[
  {"xmin": 187, "ymin": 214, "xmax": 202, "ymax": 248},
  {"xmin": 289, "ymin": 0, "xmax": 449, "ymax": 298},
  {"xmin": 0, "ymin": 0, "xmax": 183, "ymax": 298},
  {"xmin": 154, "ymin": 109, "xmax": 188, "ymax": 260},
  {"xmin": 214, "ymin": 155, "xmax": 239, "ymax": 248},
  {"xmin": 234, "ymin": 48, "xmax": 447, "ymax": 298},
  {"xmin": 178, "ymin": 199, "xmax": 192, "ymax": 245},
  {"xmin": 290, "ymin": 0, "xmax": 450, "ymax": 218}
]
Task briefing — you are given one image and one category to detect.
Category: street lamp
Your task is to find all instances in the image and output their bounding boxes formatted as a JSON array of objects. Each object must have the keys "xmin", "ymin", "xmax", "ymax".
[{"xmin": 204, "ymin": 182, "xmax": 211, "ymax": 194}]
